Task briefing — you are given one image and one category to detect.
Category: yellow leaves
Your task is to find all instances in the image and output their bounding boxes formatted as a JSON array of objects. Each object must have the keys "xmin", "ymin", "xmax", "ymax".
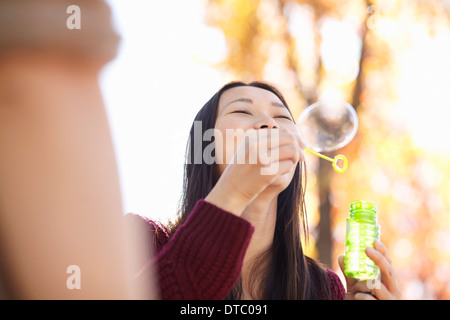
[{"xmin": 206, "ymin": 0, "xmax": 265, "ymax": 79}]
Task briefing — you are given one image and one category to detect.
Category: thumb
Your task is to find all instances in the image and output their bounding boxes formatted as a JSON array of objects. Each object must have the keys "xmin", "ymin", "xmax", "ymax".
[{"xmin": 338, "ymin": 255, "xmax": 358, "ymax": 291}]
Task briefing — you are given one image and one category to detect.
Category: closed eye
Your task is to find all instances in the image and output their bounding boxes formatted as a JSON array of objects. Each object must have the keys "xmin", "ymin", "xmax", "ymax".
[
  {"xmin": 275, "ymin": 115, "xmax": 293, "ymax": 121},
  {"xmin": 231, "ymin": 110, "xmax": 252, "ymax": 115}
]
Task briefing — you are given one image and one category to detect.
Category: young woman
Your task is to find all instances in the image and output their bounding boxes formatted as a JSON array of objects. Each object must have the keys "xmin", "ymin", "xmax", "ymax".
[{"xmin": 127, "ymin": 81, "xmax": 400, "ymax": 300}]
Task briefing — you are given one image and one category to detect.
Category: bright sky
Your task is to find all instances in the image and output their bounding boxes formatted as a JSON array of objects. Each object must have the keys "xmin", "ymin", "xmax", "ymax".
[{"xmin": 100, "ymin": 0, "xmax": 227, "ymax": 221}]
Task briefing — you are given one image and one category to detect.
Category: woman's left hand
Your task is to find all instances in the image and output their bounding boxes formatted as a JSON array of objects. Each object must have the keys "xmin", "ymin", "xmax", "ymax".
[{"xmin": 338, "ymin": 240, "xmax": 401, "ymax": 300}]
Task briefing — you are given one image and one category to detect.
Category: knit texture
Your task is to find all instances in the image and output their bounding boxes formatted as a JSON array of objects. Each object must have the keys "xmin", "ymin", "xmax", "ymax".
[
  {"xmin": 126, "ymin": 199, "xmax": 345, "ymax": 300},
  {"xmin": 327, "ymin": 267, "xmax": 346, "ymax": 300}
]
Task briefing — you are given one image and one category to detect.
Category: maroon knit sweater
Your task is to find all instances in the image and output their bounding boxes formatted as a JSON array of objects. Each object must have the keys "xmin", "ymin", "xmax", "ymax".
[{"xmin": 126, "ymin": 199, "xmax": 346, "ymax": 300}]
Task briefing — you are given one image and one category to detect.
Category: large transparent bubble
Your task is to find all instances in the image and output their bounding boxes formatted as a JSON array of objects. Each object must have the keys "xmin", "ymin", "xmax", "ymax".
[{"xmin": 297, "ymin": 100, "xmax": 359, "ymax": 153}]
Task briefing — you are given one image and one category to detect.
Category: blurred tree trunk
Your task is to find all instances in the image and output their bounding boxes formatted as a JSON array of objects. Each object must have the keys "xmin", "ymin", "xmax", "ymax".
[
  {"xmin": 317, "ymin": 157, "xmax": 333, "ymax": 266},
  {"xmin": 316, "ymin": 0, "xmax": 370, "ymax": 267}
]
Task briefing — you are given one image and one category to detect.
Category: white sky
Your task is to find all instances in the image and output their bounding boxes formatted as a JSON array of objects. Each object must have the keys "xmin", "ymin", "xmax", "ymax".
[{"xmin": 100, "ymin": 0, "xmax": 227, "ymax": 221}]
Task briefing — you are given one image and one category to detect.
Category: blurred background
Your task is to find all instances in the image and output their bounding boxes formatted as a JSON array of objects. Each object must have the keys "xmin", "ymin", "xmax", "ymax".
[{"xmin": 101, "ymin": 0, "xmax": 450, "ymax": 299}]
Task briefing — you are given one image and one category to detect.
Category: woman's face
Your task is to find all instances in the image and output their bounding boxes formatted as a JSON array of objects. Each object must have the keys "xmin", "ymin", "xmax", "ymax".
[{"xmin": 214, "ymin": 85, "xmax": 299, "ymax": 178}]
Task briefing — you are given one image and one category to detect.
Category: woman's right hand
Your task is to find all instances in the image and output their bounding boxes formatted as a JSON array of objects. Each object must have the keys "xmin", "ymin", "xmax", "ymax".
[{"xmin": 205, "ymin": 128, "xmax": 305, "ymax": 216}]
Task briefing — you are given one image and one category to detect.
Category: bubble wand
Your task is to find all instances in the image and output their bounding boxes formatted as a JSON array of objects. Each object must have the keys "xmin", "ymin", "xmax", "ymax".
[{"xmin": 305, "ymin": 148, "xmax": 348, "ymax": 173}]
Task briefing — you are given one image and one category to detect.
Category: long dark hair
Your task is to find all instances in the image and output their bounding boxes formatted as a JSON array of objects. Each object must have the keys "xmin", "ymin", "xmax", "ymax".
[{"xmin": 172, "ymin": 81, "xmax": 332, "ymax": 299}]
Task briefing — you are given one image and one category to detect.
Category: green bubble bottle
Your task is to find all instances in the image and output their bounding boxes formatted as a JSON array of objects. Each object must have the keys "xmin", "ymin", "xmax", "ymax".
[{"xmin": 344, "ymin": 201, "xmax": 380, "ymax": 279}]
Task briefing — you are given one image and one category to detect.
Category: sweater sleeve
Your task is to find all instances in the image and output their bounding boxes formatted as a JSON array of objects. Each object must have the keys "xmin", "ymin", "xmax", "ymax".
[
  {"xmin": 128, "ymin": 199, "xmax": 255, "ymax": 300},
  {"xmin": 327, "ymin": 268, "xmax": 346, "ymax": 300}
]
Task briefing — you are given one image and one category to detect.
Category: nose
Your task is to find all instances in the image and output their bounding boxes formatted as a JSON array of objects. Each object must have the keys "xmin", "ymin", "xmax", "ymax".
[{"xmin": 254, "ymin": 116, "xmax": 278, "ymax": 129}]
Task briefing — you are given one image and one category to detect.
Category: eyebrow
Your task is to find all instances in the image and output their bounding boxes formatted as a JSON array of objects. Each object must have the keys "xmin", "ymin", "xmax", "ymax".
[
  {"xmin": 225, "ymin": 97, "xmax": 253, "ymax": 107},
  {"xmin": 225, "ymin": 98, "xmax": 286, "ymax": 109}
]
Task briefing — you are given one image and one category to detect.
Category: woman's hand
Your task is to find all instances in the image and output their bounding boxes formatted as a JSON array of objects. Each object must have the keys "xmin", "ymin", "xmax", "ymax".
[
  {"xmin": 205, "ymin": 128, "xmax": 304, "ymax": 216},
  {"xmin": 338, "ymin": 240, "xmax": 401, "ymax": 300}
]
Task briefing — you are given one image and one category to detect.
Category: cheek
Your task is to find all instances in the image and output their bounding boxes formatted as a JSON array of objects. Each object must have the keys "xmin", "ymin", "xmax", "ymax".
[{"xmin": 281, "ymin": 121, "xmax": 300, "ymax": 134}]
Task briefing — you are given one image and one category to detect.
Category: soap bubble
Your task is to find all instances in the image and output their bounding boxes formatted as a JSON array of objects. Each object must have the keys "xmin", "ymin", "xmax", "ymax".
[{"xmin": 297, "ymin": 100, "xmax": 359, "ymax": 152}]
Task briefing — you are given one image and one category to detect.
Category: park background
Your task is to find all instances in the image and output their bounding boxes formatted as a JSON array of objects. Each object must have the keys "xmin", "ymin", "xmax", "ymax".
[{"xmin": 100, "ymin": 0, "xmax": 450, "ymax": 299}]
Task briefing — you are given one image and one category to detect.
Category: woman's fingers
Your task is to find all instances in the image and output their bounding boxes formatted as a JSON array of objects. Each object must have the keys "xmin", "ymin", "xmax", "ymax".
[
  {"xmin": 337, "ymin": 255, "xmax": 358, "ymax": 292},
  {"xmin": 237, "ymin": 129, "xmax": 304, "ymax": 166},
  {"xmin": 365, "ymin": 247, "xmax": 396, "ymax": 294},
  {"xmin": 208, "ymin": 128, "xmax": 305, "ymax": 216},
  {"xmin": 351, "ymin": 279, "xmax": 392, "ymax": 300},
  {"xmin": 257, "ymin": 129, "xmax": 304, "ymax": 152},
  {"xmin": 256, "ymin": 131, "xmax": 305, "ymax": 174},
  {"xmin": 270, "ymin": 144, "xmax": 302, "ymax": 163},
  {"xmin": 339, "ymin": 250, "xmax": 400, "ymax": 300},
  {"xmin": 365, "ymin": 242, "xmax": 401, "ymax": 299},
  {"xmin": 373, "ymin": 239, "xmax": 391, "ymax": 264},
  {"xmin": 354, "ymin": 292, "xmax": 377, "ymax": 300}
]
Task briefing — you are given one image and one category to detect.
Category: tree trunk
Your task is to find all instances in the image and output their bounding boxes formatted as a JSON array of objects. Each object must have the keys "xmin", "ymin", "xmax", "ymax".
[
  {"xmin": 317, "ymin": 157, "xmax": 333, "ymax": 267},
  {"xmin": 316, "ymin": 1, "xmax": 370, "ymax": 268}
]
